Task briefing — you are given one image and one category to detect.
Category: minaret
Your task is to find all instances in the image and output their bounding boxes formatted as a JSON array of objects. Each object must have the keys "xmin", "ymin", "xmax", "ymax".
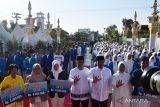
[
  {"xmin": 56, "ymin": 18, "xmax": 61, "ymax": 43},
  {"xmin": 25, "ymin": 1, "xmax": 35, "ymax": 35},
  {"xmin": 148, "ymin": 0, "xmax": 159, "ymax": 51},
  {"xmin": 28, "ymin": 1, "xmax": 32, "ymax": 17},
  {"xmin": 132, "ymin": 11, "xmax": 139, "ymax": 45},
  {"xmin": 47, "ymin": 13, "xmax": 50, "ymax": 29},
  {"xmin": 134, "ymin": 11, "xmax": 137, "ymax": 22},
  {"xmin": 46, "ymin": 12, "xmax": 52, "ymax": 36}
]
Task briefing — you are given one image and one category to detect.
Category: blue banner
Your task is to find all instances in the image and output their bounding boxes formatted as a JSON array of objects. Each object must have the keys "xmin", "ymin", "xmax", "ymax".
[
  {"xmin": 50, "ymin": 79, "xmax": 71, "ymax": 92},
  {"xmin": 25, "ymin": 82, "xmax": 47, "ymax": 97},
  {"xmin": 0, "ymin": 85, "xmax": 24, "ymax": 106}
]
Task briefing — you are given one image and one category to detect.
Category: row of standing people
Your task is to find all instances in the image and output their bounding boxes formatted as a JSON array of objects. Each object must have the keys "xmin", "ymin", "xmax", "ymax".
[
  {"xmin": 0, "ymin": 60, "xmax": 68, "ymax": 107},
  {"xmin": 0, "ymin": 54, "xmax": 153, "ymax": 107},
  {"xmin": 69, "ymin": 55, "xmax": 154, "ymax": 107},
  {"xmin": 90, "ymin": 41, "xmax": 160, "ymax": 107}
]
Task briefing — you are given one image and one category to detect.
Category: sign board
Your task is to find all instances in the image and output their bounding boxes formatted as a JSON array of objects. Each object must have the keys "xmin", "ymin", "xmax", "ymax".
[
  {"xmin": 0, "ymin": 85, "xmax": 24, "ymax": 106},
  {"xmin": 50, "ymin": 79, "xmax": 71, "ymax": 92},
  {"xmin": 25, "ymin": 82, "xmax": 47, "ymax": 97}
]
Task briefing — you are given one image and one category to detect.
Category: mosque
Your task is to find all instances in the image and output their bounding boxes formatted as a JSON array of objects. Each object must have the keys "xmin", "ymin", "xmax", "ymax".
[
  {"xmin": 123, "ymin": 0, "xmax": 160, "ymax": 51},
  {"xmin": 0, "ymin": 1, "xmax": 62, "ymax": 51},
  {"xmin": 0, "ymin": 0, "xmax": 160, "ymax": 52}
]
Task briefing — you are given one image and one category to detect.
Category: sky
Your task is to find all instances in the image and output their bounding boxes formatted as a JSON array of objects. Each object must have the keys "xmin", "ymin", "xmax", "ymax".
[{"xmin": 0, "ymin": 0, "xmax": 156, "ymax": 34}]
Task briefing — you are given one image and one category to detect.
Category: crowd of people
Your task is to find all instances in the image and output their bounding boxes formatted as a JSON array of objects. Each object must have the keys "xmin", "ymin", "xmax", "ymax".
[
  {"xmin": 0, "ymin": 41, "xmax": 160, "ymax": 107},
  {"xmin": 0, "ymin": 42, "xmax": 89, "ymax": 81}
]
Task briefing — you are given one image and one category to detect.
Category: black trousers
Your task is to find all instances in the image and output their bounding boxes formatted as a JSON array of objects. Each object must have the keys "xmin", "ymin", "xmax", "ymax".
[
  {"xmin": 91, "ymin": 98, "xmax": 108, "ymax": 107},
  {"xmin": 71, "ymin": 99, "xmax": 89, "ymax": 107}
]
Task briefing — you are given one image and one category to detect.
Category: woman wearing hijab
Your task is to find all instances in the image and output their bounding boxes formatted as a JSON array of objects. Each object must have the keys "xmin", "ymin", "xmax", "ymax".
[
  {"xmin": 104, "ymin": 53, "xmax": 111, "ymax": 68},
  {"xmin": 108, "ymin": 54, "xmax": 118, "ymax": 75},
  {"xmin": 112, "ymin": 61, "xmax": 131, "ymax": 107},
  {"xmin": 48, "ymin": 60, "xmax": 69, "ymax": 107},
  {"xmin": 149, "ymin": 55, "xmax": 156, "ymax": 66},
  {"xmin": 125, "ymin": 53, "xmax": 137, "ymax": 75},
  {"xmin": 26, "ymin": 63, "xmax": 49, "ymax": 107}
]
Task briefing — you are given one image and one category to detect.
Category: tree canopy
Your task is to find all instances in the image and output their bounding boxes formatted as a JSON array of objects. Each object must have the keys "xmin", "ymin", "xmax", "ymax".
[
  {"xmin": 104, "ymin": 25, "xmax": 122, "ymax": 42},
  {"xmin": 122, "ymin": 18, "xmax": 134, "ymax": 38},
  {"xmin": 72, "ymin": 32, "xmax": 89, "ymax": 42}
]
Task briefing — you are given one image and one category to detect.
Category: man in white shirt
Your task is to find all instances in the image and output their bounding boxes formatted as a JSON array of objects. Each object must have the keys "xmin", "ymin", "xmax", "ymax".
[
  {"xmin": 77, "ymin": 46, "xmax": 82, "ymax": 56},
  {"xmin": 54, "ymin": 48, "xmax": 64, "ymax": 65},
  {"xmin": 69, "ymin": 56, "xmax": 90, "ymax": 107},
  {"xmin": 89, "ymin": 56, "xmax": 112, "ymax": 107}
]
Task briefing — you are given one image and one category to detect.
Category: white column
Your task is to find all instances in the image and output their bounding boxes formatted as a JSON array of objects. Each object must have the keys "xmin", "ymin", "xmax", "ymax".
[
  {"xmin": 57, "ymin": 36, "xmax": 61, "ymax": 43},
  {"xmin": 149, "ymin": 34, "xmax": 156, "ymax": 52}
]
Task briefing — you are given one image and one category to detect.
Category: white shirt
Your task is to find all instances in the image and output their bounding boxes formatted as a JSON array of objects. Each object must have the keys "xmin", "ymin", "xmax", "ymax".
[
  {"xmin": 125, "ymin": 60, "xmax": 133, "ymax": 73},
  {"xmin": 113, "ymin": 61, "xmax": 118, "ymax": 74},
  {"xmin": 69, "ymin": 67, "xmax": 90, "ymax": 101},
  {"xmin": 14, "ymin": 55, "xmax": 16, "ymax": 62},
  {"xmin": 84, "ymin": 52, "xmax": 92, "ymax": 66},
  {"xmin": 28, "ymin": 57, "xmax": 31, "ymax": 63},
  {"xmin": 89, "ymin": 67, "xmax": 112, "ymax": 101},
  {"xmin": 77, "ymin": 46, "xmax": 82, "ymax": 56},
  {"xmin": 53, "ymin": 72, "xmax": 59, "ymax": 80},
  {"xmin": 54, "ymin": 54, "xmax": 64, "ymax": 63}
]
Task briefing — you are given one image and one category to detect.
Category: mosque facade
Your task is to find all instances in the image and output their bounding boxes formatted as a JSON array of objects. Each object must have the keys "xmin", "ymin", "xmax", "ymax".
[
  {"xmin": 0, "ymin": 1, "xmax": 54, "ymax": 51},
  {"xmin": 123, "ymin": 0, "xmax": 160, "ymax": 51}
]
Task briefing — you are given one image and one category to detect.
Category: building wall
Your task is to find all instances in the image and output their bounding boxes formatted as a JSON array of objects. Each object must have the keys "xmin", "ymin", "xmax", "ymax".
[
  {"xmin": 78, "ymin": 28, "xmax": 90, "ymax": 34},
  {"xmin": 125, "ymin": 38, "xmax": 148, "ymax": 44}
]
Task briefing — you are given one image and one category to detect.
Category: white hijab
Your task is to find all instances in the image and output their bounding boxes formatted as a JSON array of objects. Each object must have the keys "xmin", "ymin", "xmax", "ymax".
[
  {"xmin": 112, "ymin": 54, "xmax": 118, "ymax": 74},
  {"xmin": 149, "ymin": 56, "xmax": 155, "ymax": 66},
  {"xmin": 104, "ymin": 52, "xmax": 110, "ymax": 64},
  {"xmin": 125, "ymin": 53, "xmax": 133, "ymax": 73},
  {"xmin": 117, "ymin": 61, "xmax": 126, "ymax": 73},
  {"xmin": 51, "ymin": 60, "xmax": 62, "ymax": 79}
]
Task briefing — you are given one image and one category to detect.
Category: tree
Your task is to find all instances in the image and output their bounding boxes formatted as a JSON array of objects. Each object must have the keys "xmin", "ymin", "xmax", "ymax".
[
  {"xmin": 122, "ymin": 19, "xmax": 133, "ymax": 30},
  {"xmin": 50, "ymin": 28, "xmax": 70, "ymax": 43},
  {"xmin": 36, "ymin": 40, "xmax": 46, "ymax": 49},
  {"xmin": 104, "ymin": 25, "xmax": 121, "ymax": 42},
  {"xmin": 61, "ymin": 29, "xmax": 70, "ymax": 43},
  {"xmin": 50, "ymin": 29, "xmax": 56, "ymax": 40},
  {"xmin": 1, "ymin": 20, "xmax": 9, "ymax": 32},
  {"xmin": 7, "ymin": 38, "xmax": 19, "ymax": 51},
  {"xmin": 9, "ymin": 21, "xmax": 16, "ymax": 32},
  {"xmin": 73, "ymin": 32, "xmax": 89, "ymax": 42},
  {"xmin": 122, "ymin": 18, "xmax": 134, "ymax": 38}
]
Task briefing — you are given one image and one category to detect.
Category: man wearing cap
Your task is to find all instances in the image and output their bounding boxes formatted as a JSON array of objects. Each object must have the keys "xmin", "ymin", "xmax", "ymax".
[
  {"xmin": 69, "ymin": 56, "xmax": 90, "ymax": 107},
  {"xmin": 89, "ymin": 56, "xmax": 112, "ymax": 107}
]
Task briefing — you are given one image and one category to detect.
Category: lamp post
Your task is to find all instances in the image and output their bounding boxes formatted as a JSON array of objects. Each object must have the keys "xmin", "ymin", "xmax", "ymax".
[{"xmin": 12, "ymin": 12, "xmax": 21, "ymax": 24}]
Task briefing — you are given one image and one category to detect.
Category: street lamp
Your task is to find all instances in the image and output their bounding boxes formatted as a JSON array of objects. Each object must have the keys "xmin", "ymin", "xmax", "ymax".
[{"xmin": 12, "ymin": 12, "xmax": 21, "ymax": 24}]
